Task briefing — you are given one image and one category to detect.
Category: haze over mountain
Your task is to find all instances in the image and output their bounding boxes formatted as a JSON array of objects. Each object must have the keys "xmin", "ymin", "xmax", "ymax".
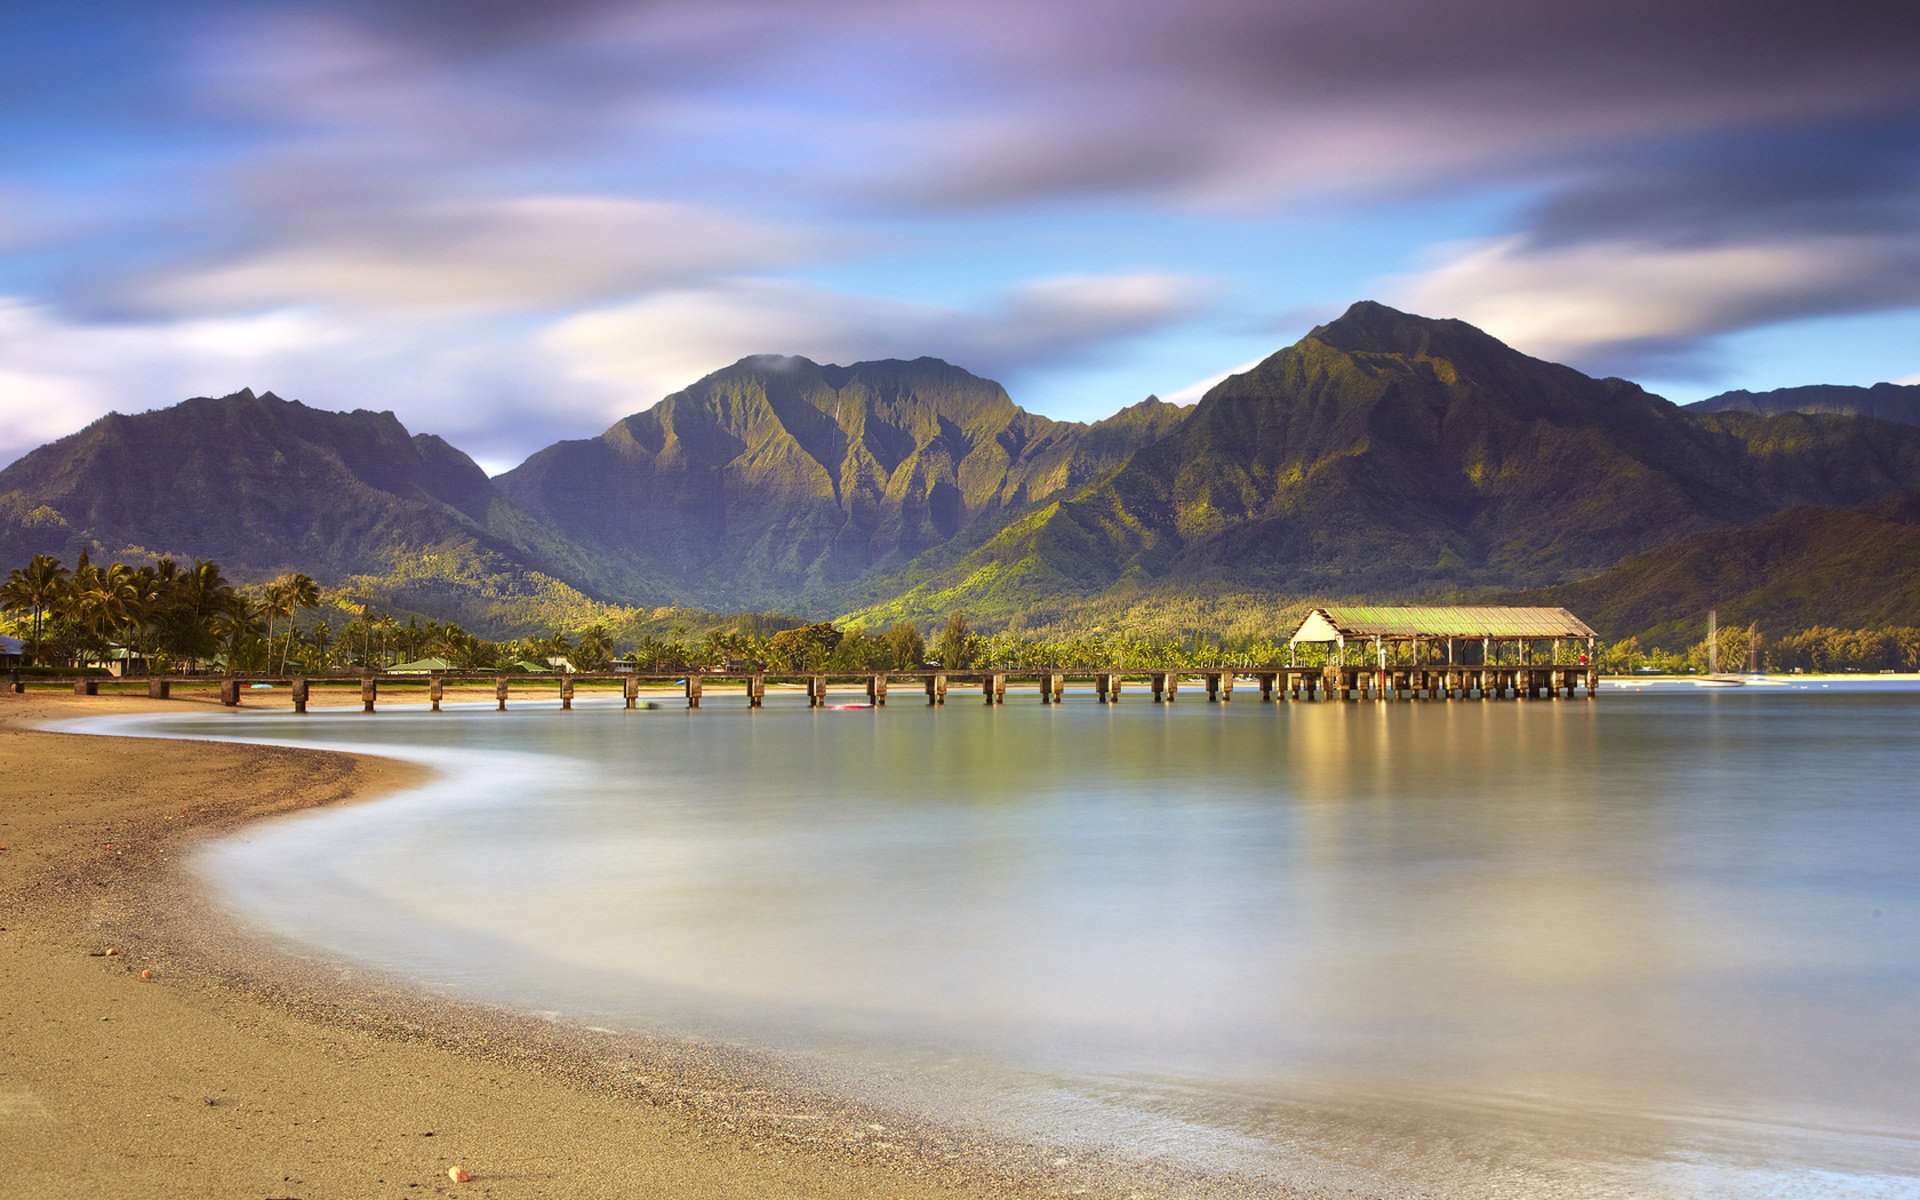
[
  {"xmin": 4, "ymin": 303, "xmax": 1919, "ymax": 643},
  {"xmin": 497, "ymin": 356, "xmax": 1185, "ymax": 611},
  {"xmin": 1686, "ymin": 382, "xmax": 1920, "ymax": 427}
]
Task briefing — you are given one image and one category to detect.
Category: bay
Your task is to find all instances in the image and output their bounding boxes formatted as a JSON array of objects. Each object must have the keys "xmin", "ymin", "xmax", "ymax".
[{"xmin": 88, "ymin": 683, "xmax": 1920, "ymax": 1196}]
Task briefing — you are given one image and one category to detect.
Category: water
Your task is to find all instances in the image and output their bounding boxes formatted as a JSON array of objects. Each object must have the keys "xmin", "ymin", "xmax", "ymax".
[{"xmin": 80, "ymin": 684, "xmax": 1920, "ymax": 1195}]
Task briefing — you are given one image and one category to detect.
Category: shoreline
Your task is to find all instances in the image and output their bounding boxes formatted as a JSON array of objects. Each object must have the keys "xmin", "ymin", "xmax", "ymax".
[{"xmin": 1, "ymin": 691, "xmax": 1264, "ymax": 1200}]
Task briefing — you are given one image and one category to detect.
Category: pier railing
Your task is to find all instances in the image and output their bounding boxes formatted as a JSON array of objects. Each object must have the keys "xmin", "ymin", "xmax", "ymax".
[{"xmin": 16, "ymin": 665, "xmax": 1600, "ymax": 709}]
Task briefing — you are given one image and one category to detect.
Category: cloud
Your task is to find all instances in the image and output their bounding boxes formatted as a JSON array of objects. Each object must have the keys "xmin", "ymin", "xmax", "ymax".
[
  {"xmin": 0, "ymin": 298, "xmax": 605, "ymax": 472},
  {"xmin": 543, "ymin": 272, "xmax": 1211, "ymax": 406},
  {"xmin": 1390, "ymin": 230, "xmax": 1920, "ymax": 377},
  {"xmin": 1161, "ymin": 356, "xmax": 1269, "ymax": 407},
  {"xmin": 112, "ymin": 196, "xmax": 834, "ymax": 317},
  {"xmin": 0, "ymin": 270, "xmax": 1207, "ymax": 472},
  {"xmin": 862, "ymin": 0, "xmax": 1920, "ymax": 209}
]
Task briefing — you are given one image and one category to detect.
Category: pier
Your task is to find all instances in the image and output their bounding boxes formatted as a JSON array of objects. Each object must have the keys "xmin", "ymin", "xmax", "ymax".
[
  {"xmin": 30, "ymin": 662, "xmax": 1599, "ymax": 710},
  {"xmin": 16, "ymin": 607, "xmax": 1602, "ymax": 710}
]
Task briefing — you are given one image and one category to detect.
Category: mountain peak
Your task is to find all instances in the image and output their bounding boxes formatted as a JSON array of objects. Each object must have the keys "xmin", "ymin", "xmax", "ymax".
[{"xmin": 1306, "ymin": 300, "xmax": 1509, "ymax": 363}]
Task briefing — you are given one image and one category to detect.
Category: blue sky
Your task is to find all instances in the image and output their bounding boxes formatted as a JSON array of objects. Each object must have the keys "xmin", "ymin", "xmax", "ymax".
[{"xmin": 2, "ymin": 0, "xmax": 1916, "ymax": 472}]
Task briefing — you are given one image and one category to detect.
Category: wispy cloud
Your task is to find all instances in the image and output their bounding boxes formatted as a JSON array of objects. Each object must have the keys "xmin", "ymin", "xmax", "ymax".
[
  {"xmin": 111, "ymin": 196, "xmax": 837, "ymax": 317},
  {"xmin": 544, "ymin": 272, "xmax": 1212, "ymax": 408}
]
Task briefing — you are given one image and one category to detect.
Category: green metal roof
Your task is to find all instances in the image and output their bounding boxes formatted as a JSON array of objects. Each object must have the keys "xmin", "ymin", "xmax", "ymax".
[
  {"xmin": 385, "ymin": 657, "xmax": 452, "ymax": 673},
  {"xmin": 1291, "ymin": 606, "xmax": 1596, "ymax": 641}
]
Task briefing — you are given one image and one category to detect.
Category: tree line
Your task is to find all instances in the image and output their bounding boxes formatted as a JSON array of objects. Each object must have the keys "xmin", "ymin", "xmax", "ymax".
[{"xmin": 6, "ymin": 552, "xmax": 1916, "ymax": 675}]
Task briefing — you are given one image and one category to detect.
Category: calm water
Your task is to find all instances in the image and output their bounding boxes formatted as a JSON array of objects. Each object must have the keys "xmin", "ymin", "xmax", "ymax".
[{"xmin": 84, "ymin": 684, "xmax": 1920, "ymax": 1196}]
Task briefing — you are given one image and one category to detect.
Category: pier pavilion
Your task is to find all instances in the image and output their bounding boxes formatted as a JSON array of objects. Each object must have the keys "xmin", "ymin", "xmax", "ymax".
[{"xmin": 1287, "ymin": 605, "xmax": 1598, "ymax": 699}]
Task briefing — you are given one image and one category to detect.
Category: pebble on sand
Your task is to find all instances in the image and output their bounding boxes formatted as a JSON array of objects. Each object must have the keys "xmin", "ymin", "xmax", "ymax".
[{"xmin": 448, "ymin": 1165, "xmax": 473, "ymax": 1183}]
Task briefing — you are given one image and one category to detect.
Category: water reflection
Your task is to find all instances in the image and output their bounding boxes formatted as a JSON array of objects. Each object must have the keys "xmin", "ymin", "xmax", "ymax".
[{"xmin": 103, "ymin": 688, "xmax": 1920, "ymax": 1195}]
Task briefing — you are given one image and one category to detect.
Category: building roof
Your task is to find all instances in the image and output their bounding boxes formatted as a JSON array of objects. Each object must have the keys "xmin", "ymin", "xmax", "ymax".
[
  {"xmin": 1289, "ymin": 606, "xmax": 1597, "ymax": 643},
  {"xmin": 385, "ymin": 657, "xmax": 452, "ymax": 674},
  {"xmin": 0, "ymin": 634, "xmax": 22, "ymax": 656}
]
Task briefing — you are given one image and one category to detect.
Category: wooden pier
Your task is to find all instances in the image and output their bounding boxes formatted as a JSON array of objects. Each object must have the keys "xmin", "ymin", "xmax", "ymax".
[
  {"xmin": 27, "ymin": 662, "xmax": 1600, "ymax": 710},
  {"xmin": 14, "ymin": 606, "xmax": 1605, "ymax": 711}
]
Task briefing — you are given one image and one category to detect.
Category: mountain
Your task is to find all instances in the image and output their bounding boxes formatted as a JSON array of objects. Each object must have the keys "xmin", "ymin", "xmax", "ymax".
[
  {"xmin": 0, "ymin": 389, "xmax": 646, "ymax": 619},
  {"xmin": 845, "ymin": 302, "xmax": 1920, "ymax": 626},
  {"xmin": 1687, "ymin": 382, "xmax": 1920, "ymax": 426},
  {"xmin": 496, "ymin": 356, "xmax": 1187, "ymax": 611},
  {"xmin": 1514, "ymin": 492, "xmax": 1920, "ymax": 646}
]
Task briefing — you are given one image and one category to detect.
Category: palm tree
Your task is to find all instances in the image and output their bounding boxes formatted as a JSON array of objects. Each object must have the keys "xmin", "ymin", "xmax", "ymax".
[
  {"xmin": 72, "ymin": 562, "xmax": 137, "ymax": 668},
  {"xmin": 262, "ymin": 572, "xmax": 320, "ymax": 673},
  {"xmin": 308, "ymin": 619, "xmax": 333, "ymax": 671},
  {"xmin": 1, "ymin": 554, "xmax": 71, "ymax": 664},
  {"xmin": 173, "ymin": 559, "xmax": 242, "ymax": 670},
  {"xmin": 375, "ymin": 612, "xmax": 398, "ymax": 668},
  {"xmin": 210, "ymin": 599, "xmax": 267, "ymax": 674}
]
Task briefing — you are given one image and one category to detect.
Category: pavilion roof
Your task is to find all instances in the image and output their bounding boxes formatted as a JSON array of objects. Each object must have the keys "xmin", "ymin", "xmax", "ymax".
[{"xmin": 1289, "ymin": 606, "xmax": 1596, "ymax": 642}]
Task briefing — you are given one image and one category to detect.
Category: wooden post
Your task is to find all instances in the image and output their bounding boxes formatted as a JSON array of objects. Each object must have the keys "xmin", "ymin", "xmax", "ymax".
[
  {"xmin": 1040, "ymin": 672, "xmax": 1062, "ymax": 703},
  {"xmin": 809, "ymin": 676, "xmax": 826, "ymax": 707},
  {"xmin": 750, "ymin": 674, "xmax": 765, "ymax": 708},
  {"xmin": 360, "ymin": 677, "xmax": 376, "ymax": 712},
  {"xmin": 147, "ymin": 678, "xmax": 170, "ymax": 700},
  {"xmin": 561, "ymin": 675, "xmax": 575, "ymax": 710},
  {"xmin": 1165, "ymin": 673, "xmax": 1178, "ymax": 702},
  {"xmin": 73, "ymin": 678, "xmax": 99, "ymax": 696},
  {"xmin": 927, "ymin": 673, "xmax": 947, "ymax": 705},
  {"xmin": 868, "ymin": 673, "xmax": 887, "ymax": 706},
  {"xmin": 992, "ymin": 674, "xmax": 1006, "ymax": 704},
  {"xmin": 496, "ymin": 676, "xmax": 510, "ymax": 711},
  {"xmin": 430, "ymin": 677, "xmax": 444, "ymax": 712},
  {"xmin": 624, "ymin": 674, "xmax": 639, "ymax": 709},
  {"xmin": 685, "ymin": 674, "xmax": 701, "ymax": 709},
  {"xmin": 291, "ymin": 677, "xmax": 309, "ymax": 714}
]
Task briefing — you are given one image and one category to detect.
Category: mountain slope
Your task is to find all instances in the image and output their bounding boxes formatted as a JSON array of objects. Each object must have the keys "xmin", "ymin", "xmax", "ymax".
[
  {"xmin": 1687, "ymin": 382, "xmax": 1920, "ymax": 426},
  {"xmin": 1514, "ymin": 492, "xmax": 1920, "ymax": 646},
  {"xmin": 0, "ymin": 389, "xmax": 646, "ymax": 609},
  {"xmin": 846, "ymin": 303, "xmax": 1920, "ymax": 625},
  {"xmin": 497, "ymin": 357, "xmax": 1186, "ymax": 611}
]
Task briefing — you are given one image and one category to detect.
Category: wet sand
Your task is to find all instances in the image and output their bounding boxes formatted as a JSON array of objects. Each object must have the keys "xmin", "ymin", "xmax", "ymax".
[{"xmin": 1, "ymin": 689, "xmax": 1243, "ymax": 1200}]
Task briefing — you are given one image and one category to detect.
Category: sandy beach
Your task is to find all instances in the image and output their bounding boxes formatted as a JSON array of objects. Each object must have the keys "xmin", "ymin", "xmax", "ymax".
[{"xmin": 0, "ymin": 688, "xmax": 1113, "ymax": 1200}]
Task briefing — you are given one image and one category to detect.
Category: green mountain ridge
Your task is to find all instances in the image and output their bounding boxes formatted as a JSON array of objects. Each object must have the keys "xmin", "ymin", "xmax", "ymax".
[
  {"xmin": 842, "ymin": 302, "xmax": 1920, "ymax": 627},
  {"xmin": 3, "ymin": 305, "xmax": 1918, "ymax": 644},
  {"xmin": 1511, "ymin": 491, "xmax": 1920, "ymax": 647},
  {"xmin": 1687, "ymin": 382, "xmax": 1920, "ymax": 426},
  {"xmin": 0, "ymin": 389, "xmax": 651, "ymax": 628},
  {"xmin": 496, "ymin": 356, "xmax": 1186, "ymax": 611}
]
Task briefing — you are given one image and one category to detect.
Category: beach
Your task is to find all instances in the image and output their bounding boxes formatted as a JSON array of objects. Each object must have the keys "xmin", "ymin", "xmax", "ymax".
[{"xmin": 0, "ymin": 689, "xmax": 1093, "ymax": 1200}]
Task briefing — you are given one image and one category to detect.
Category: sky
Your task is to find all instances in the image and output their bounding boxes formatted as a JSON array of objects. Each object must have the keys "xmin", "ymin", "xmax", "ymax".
[{"xmin": 2, "ymin": 0, "xmax": 1916, "ymax": 473}]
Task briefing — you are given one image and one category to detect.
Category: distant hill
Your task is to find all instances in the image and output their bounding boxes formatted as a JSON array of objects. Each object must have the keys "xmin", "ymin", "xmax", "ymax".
[
  {"xmin": 1513, "ymin": 492, "xmax": 1920, "ymax": 647},
  {"xmin": 843, "ymin": 303, "xmax": 1920, "ymax": 627},
  {"xmin": 497, "ymin": 356, "xmax": 1186, "ymax": 611},
  {"xmin": 0, "ymin": 389, "xmax": 650, "ymax": 624},
  {"xmin": 1687, "ymin": 382, "xmax": 1920, "ymax": 426}
]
